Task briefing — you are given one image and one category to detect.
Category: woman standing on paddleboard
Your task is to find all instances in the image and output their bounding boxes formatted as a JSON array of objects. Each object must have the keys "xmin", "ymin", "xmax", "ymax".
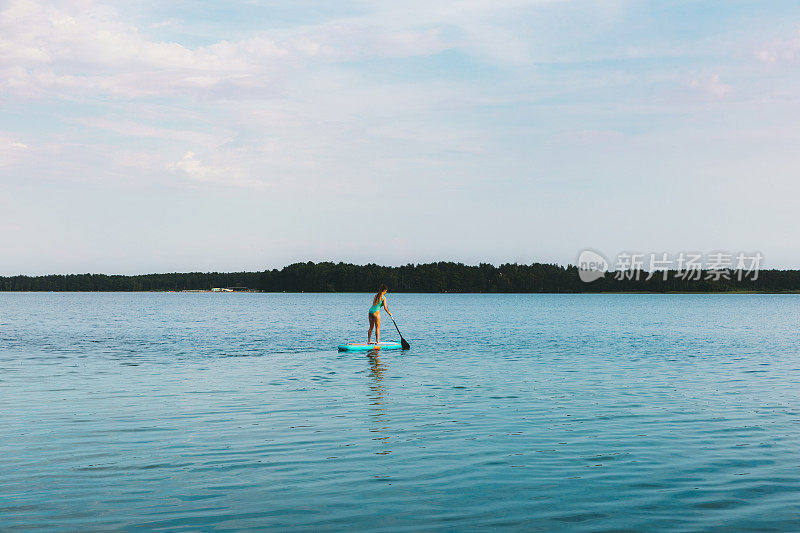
[{"xmin": 368, "ymin": 284, "xmax": 392, "ymax": 344}]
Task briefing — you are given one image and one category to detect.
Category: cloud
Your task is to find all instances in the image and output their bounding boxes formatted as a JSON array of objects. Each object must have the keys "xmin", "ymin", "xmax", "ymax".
[
  {"xmin": 755, "ymin": 30, "xmax": 800, "ymax": 64},
  {"xmin": 0, "ymin": 0, "xmax": 454, "ymax": 99},
  {"xmin": 1, "ymin": 0, "xmax": 784, "ymax": 199},
  {"xmin": 554, "ymin": 130, "xmax": 626, "ymax": 145},
  {"xmin": 170, "ymin": 151, "xmax": 227, "ymax": 182},
  {"xmin": 0, "ymin": 0, "xmax": 285, "ymax": 98},
  {"xmin": 690, "ymin": 74, "xmax": 732, "ymax": 97},
  {"xmin": 0, "ymin": 223, "xmax": 23, "ymax": 233},
  {"xmin": 76, "ymin": 117, "xmax": 230, "ymax": 146},
  {"xmin": 0, "ymin": 135, "xmax": 30, "ymax": 166},
  {"xmin": 168, "ymin": 150, "xmax": 269, "ymax": 191},
  {"xmin": 290, "ymin": 24, "xmax": 450, "ymax": 61}
]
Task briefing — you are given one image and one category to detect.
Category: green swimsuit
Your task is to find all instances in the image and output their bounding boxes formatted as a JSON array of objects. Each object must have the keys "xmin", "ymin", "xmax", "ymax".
[{"xmin": 368, "ymin": 296, "xmax": 384, "ymax": 315}]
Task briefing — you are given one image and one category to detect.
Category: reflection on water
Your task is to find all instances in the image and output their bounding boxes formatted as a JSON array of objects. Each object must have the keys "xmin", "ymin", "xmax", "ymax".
[
  {"xmin": 2, "ymin": 292, "xmax": 800, "ymax": 530},
  {"xmin": 367, "ymin": 353, "xmax": 392, "ymax": 455}
]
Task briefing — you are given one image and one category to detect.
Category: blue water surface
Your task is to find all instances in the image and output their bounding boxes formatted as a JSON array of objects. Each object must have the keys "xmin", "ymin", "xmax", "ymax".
[{"xmin": 2, "ymin": 293, "xmax": 800, "ymax": 531}]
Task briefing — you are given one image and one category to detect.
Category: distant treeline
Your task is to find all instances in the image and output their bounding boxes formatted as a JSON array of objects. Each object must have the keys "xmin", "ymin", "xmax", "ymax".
[{"xmin": 1, "ymin": 262, "xmax": 800, "ymax": 292}]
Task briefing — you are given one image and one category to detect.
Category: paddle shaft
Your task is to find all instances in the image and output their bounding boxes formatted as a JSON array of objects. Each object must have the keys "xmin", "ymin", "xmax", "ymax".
[{"xmin": 389, "ymin": 316, "xmax": 411, "ymax": 350}]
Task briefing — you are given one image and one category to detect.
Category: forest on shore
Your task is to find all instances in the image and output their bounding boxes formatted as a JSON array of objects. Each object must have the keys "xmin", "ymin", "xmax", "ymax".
[{"xmin": 1, "ymin": 261, "xmax": 799, "ymax": 293}]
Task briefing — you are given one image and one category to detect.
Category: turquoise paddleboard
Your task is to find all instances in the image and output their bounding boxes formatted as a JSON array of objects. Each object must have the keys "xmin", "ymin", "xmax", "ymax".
[{"xmin": 338, "ymin": 341, "xmax": 403, "ymax": 352}]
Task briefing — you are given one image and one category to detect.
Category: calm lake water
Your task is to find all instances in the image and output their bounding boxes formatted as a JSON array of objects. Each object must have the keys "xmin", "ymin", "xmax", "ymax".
[{"xmin": 2, "ymin": 293, "xmax": 800, "ymax": 531}]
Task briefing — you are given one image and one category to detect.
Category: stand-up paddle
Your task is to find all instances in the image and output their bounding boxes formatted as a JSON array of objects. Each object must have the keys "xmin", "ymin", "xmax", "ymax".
[
  {"xmin": 339, "ymin": 285, "xmax": 410, "ymax": 352},
  {"xmin": 338, "ymin": 317, "xmax": 410, "ymax": 352},
  {"xmin": 390, "ymin": 316, "xmax": 411, "ymax": 350}
]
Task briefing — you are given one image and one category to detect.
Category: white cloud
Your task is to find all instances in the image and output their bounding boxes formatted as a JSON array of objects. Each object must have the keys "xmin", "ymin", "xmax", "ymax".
[
  {"xmin": 170, "ymin": 151, "xmax": 211, "ymax": 180},
  {"xmin": 553, "ymin": 130, "xmax": 626, "ymax": 144},
  {"xmin": 755, "ymin": 30, "xmax": 800, "ymax": 64},
  {"xmin": 0, "ymin": 0, "xmax": 284, "ymax": 98},
  {"xmin": 690, "ymin": 74, "xmax": 732, "ymax": 97},
  {"xmin": 0, "ymin": 0, "xmax": 454, "ymax": 99},
  {"xmin": 0, "ymin": 135, "xmax": 30, "ymax": 167},
  {"xmin": 168, "ymin": 150, "xmax": 268, "ymax": 190},
  {"xmin": 76, "ymin": 117, "xmax": 230, "ymax": 146}
]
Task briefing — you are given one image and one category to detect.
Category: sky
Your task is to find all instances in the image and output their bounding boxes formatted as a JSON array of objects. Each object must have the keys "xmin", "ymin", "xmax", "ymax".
[{"xmin": 2, "ymin": 0, "xmax": 800, "ymax": 275}]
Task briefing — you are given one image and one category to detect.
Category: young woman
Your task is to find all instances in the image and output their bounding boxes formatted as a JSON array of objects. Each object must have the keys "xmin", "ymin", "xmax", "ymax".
[{"xmin": 368, "ymin": 284, "xmax": 392, "ymax": 344}]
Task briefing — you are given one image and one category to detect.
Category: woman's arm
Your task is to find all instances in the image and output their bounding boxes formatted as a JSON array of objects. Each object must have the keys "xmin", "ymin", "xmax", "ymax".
[{"xmin": 383, "ymin": 298, "xmax": 392, "ymax": 316}]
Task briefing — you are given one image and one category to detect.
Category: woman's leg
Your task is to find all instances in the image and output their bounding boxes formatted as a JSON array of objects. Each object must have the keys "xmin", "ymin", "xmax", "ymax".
[
  {"xmin": 375, "ymin": 313, "xmax": 381, "ymax": 344},
  {"xmin": 368, "ymin": 313, "xmax": 375, "ymax": 343}
]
